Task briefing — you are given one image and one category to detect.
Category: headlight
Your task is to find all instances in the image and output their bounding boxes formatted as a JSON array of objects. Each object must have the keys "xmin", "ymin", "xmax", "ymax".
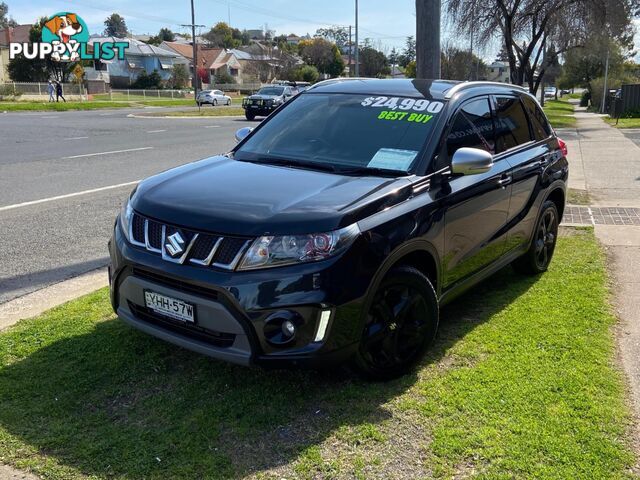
[
  {"xmin": 238, "ymin": 224, "xmax": 360, "ymax": 271},
  {"xmin": 119, "ymin": 199, "xmax": 134, "ymax": 241}
]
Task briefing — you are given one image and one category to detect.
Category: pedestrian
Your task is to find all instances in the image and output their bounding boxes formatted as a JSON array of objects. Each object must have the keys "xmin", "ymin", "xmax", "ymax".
[
  {"xmin": 47, "ymin": 80, "xmax": 55, "ymax": 102},
  {"xmin": 55, "ymin": 81, "xmax": 66, "ymax": 103}
]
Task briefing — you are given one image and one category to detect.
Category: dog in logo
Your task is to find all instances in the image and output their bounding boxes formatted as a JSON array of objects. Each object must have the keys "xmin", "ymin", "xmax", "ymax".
[{"xmin": 44, "ymin": 13, "xmax": 83, "ymax": 61}]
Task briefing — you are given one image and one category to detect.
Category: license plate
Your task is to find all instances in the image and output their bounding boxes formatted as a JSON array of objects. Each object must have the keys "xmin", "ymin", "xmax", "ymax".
[
  {"xmin": 250, "ymin": 105, "xmax": 259, "ymax": 108},
  {"xmin": 144, "ymin": 290, "xmax": 195, "ymax": 323}
]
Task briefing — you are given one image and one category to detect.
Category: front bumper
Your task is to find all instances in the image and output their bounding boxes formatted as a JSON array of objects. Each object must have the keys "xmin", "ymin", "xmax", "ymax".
[{"xmin": 108, "ymin": 222, "xmax": 367, "ymax": 368}]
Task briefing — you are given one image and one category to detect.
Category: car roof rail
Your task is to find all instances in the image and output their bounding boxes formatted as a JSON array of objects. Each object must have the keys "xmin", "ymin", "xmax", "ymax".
[
  {"xmin": 306, "ymin": 77, "xmax": 372, "ymax": 91},
  {"xmin": 444, "ymin": 81, "xmax": 527, "ymax": 99}
]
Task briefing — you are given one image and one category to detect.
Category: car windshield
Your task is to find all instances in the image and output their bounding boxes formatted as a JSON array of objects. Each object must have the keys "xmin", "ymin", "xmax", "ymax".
[
  {"xmin": 258, "ymin": 87, "xmax": 285, "ymax": 96},
  {"xmin": 234, "ymin": 93, "xmax": 445, "ymax": 175}
]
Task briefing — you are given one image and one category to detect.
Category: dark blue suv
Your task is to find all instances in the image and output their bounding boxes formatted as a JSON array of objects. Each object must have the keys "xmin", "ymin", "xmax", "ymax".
[{"xmin": 109, "ymin": 79, "xmax": 568, "ymax": 379}]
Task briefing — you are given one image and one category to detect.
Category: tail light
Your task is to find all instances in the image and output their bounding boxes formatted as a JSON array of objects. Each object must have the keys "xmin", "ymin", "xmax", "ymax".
[{"xmin": 558, "ymin": 138, "xmax": 568, "ymax": 157}]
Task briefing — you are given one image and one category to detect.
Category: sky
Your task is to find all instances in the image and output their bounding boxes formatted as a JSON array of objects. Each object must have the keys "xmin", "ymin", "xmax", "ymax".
[{"xmin": 6, "ymin": 0, "xmax": 427, "ymax": 53}]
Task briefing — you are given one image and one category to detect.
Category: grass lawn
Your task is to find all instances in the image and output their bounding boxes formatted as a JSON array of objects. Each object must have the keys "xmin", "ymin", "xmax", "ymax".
[
  {"xmin": 0, "ymin": 229, "xmax": 634, "ymax": 479},
  {"xmin": 543, "ymin": 98, "xmax": 577, "ymax": 128},
  {"xmin": 140, "ymin": 107, "xmax": 246, "ymax": 117},
  {"xmin": 567, "ymin": 188, "xmax": 591, "ymax": 205},
  {"xmin": 604, "ymin": 117, "xmax": 640, "ymax": 129}
]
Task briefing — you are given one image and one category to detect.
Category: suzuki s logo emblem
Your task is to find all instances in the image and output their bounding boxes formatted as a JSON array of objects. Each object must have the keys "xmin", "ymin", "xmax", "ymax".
[{"xmin": 165, "ymin": 232, "xmax": 185, "ymax": 257}]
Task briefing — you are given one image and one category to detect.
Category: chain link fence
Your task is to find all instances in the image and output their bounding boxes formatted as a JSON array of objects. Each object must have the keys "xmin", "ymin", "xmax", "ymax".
[{"xmin": 0, "ymin": 82, "xmax": 86, "ymax": 99}]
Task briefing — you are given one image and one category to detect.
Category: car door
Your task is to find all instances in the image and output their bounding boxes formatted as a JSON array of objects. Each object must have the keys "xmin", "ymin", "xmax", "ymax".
[
  {"xmin": 493, "ymin": 95, "xmax": 554, "ymax": 252},
  {"xmin": 441, "ymin": 96, "xmax": 513, "ymax": 289}
]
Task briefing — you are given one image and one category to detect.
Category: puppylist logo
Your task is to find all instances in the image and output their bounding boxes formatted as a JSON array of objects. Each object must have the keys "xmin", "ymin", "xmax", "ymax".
[{"xmin": 9, "ymin": 12, "xmax": 129, "ymax": 62}]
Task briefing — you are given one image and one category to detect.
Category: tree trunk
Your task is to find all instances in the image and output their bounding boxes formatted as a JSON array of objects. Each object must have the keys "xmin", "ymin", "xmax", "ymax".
[{"xmin": 415, "ymin": 0, "xmax": 441, "ymax": 79}]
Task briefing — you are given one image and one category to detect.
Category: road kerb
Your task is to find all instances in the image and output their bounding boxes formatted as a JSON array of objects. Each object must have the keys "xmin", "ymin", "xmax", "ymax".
[{"xmin": 0, "ymin": 268, "xmax": 108, "ymax": 331}]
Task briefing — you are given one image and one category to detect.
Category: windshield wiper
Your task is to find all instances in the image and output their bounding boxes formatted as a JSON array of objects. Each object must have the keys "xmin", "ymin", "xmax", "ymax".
[
  {"xmin": 239, "ymin": 157, "xmax": 339, "ymax": 173},
  {"xmin": 335, "ymin": 165, "xmax": 407, "ymax": 177}
]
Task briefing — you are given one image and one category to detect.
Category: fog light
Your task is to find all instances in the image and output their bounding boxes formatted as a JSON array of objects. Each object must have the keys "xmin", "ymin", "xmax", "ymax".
[
  {"xmin": 283, "ymin": 320, "xmax": 296, "ymax": 337},
  {"xmin": 264, "ymin": 311, "xmax": 300, "ymax": 346}
]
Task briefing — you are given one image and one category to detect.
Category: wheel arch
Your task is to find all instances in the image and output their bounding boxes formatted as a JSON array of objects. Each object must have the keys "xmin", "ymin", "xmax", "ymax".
[{"xmin": 545, "ymin": 186, "xmax": 566, "ymax": 222}]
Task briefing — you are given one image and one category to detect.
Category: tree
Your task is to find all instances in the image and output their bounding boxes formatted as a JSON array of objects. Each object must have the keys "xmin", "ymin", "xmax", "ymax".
[
  {"xmin": 104, "ymin": 13, "xmax": 128, "ymax": 37},
  {"xmin": 440, "ymin": 44, "xmax": 487, "ymax": 81},
  {"xmin": 315, "ymin": 27, "xmax": 350, "ymax": 51},
  {"xmin": 416, "ymin": 0, "xmax": 441, "ymax": 78},
  {"xmin": 360, "ymin": 46, "xmax": 390, "ymax": 77},
  {"xmin": 446, "ymin": 0, "xmax": 637, "ymax": 93},
  {"xmin": 388, "ymin": 48, "xmax": 399, "ymax": 67},
  {"xmin": 203, "ymin": 22, "xmax": 242, "ymax": 49},
  {"xmin": 405, "ymin": 61, "xmax": 417, "ymax": 78},
  {"xmin": 558, "ymin": 35, "xmax": 625, "ymax": 88},
  {"xmin": 399, "ymin": 36, "xmax": 416, "ymax": 67},
  {"xmin": 0, "ymin": 2, "xmax": 17, "ymax": 28},
  {"xmin": 288, "ymin": 64, "xmax": 320, "ymax": 83},
  {"xmin": 170, "ymin": 64, "xmax": 189, "ymax": 88},
  {"xmin": 8, "ymin": 19, "xmax": 75, "ymax": 82},
  {"xmin": 299, "ymin": 38, "xmax": 345, "ymax": 77},
  {"xmin": 148, "ymin": 28, "xmax": 175, "ymax": 46}
]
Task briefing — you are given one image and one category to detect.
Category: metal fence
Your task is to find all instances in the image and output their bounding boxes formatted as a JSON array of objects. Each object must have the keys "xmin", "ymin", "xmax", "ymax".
[
  {"xmin": 106, "ymin": 89, "xmax": 194, "ymax": 100},
  {"xmin": 1, "ymin": 82, "xmax": 85, "ymax": 97}
]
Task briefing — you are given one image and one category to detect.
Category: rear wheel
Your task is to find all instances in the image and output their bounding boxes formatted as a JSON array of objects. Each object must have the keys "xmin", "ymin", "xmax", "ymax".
[
  {"xmin": 245, "ymin": 111, "xmax": 256, "ymax": 121},
  {"xmin": 213, "ymin": 99, "xmax": 218, "ymax": 107},
  {"xmin": 226, "ymin": 99, "xmax": 231, "ymax": 106},
  {"xmin": 353, "ymin": 266, "xmax": 439, "ymax": 380},
  {"xmin": 512, "ymin": 200, "xmax": 559, "ymax": 274}
]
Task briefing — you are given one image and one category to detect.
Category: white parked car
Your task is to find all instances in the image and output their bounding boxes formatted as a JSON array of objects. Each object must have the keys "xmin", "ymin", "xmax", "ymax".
[
  {"xmin": 196, "ymin": 89, "xmax": 232, "ymax": 106},
  {"xmin": 544, "ymin": 87, "xmax": 557, "ymax": 99}
]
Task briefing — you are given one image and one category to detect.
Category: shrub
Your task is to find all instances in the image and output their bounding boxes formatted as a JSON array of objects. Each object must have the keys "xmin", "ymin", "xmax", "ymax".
[
  {"xmin": 132, "ymin": 70, "xmax": 164, "ymax": 89},
  {"xmin": 214, "ymin": 71, "xmax": 235, "ymax": 85},
  {"xmin": 289, "ymin": 65, "xmax": 320, "ymax": 83},
  {"xmin": 589, "ymin": 74, "xmax": 637, "ymax": 112},
  {"xmin": 580, "ymin": 90, "xmax": 590, "ymax": 107}
]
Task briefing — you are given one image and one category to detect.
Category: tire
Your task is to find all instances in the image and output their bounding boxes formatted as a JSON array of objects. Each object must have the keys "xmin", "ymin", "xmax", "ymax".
[
  {"xmin": 245, "ymin": 111, "xmax": 256, "ymax": 121},
  {"xmin": 197, "ymin": 102, "xmax": 202, "ymax": 107},
  {"xmin": 227, "ymin": 99, "xmax": 231, "ymax": 106},
  {"xmin": 512, "ymin": 200, "xmax": 559, "ymax": 275},
  {"xmin": 213, "ymin": 99, "xmax": 218, "ymax": 107},
  {"xmin": 353, "ymin": 266, "xmax": 439, "ymax": 381}
]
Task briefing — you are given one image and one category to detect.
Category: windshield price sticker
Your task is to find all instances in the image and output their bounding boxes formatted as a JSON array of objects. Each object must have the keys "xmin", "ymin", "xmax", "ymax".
[{"xmin": 361, "ymin": 96, "xmax": 444, "ymax": 113}]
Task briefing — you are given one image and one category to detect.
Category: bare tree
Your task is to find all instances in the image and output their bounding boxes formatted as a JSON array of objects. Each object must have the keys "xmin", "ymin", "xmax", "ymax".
[
  {"xmin": 446, "ymin": 0, "xmax": 637, "ymax": 93},
  {"xmin": 416, "ymin": 0, "xmax": 441, "ymax": 78}
]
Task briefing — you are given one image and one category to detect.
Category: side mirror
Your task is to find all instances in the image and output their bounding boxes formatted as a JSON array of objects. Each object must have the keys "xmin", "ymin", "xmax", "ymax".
[
  {"xmin": 235, "ymin": 127, "xmax": 253, "ymax": 142},
  {"xmin": 451, "ymin": 147, "xmax": 494, "ymax": 176}
]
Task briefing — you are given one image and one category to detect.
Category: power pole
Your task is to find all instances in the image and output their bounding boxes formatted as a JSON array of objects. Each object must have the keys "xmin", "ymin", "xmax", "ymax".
[
  {"xmin": 601, "ymin": 47, "xmax": 610, "ymax": 114},
  {"xmin": 415, "ymin": 0, "xmax": 441, "ymax": 79},
  {"xmin": 348, "ymin": 25, "xmax": 353, "ymax": 77},
  {"xmin": 355, "ymin": 0, "xmax": 360, "ymax": 77},
  {"xmin": 181, "ymin": 0, "xmax": 205, "ymax": 96}
]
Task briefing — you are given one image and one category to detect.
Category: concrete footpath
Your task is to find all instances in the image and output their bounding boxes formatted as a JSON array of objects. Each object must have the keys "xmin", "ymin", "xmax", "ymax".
[{"xmin": 566, "ymin": 108, "xmax": 640, "ymax": 454}]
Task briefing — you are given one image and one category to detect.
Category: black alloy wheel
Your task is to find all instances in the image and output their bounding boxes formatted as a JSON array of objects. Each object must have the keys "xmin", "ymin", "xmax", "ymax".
[
  {"xmin": 354, "ymin": 266, "xmax": 438, "ymax": 380},
  {"xmin": 513, "ymin": 200, "xmax": 559, "ymax": 274}
]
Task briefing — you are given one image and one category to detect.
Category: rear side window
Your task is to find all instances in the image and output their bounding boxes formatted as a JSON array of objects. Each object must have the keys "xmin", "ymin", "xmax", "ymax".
[
  {"xmin": 446, "ymin": 97, "xmax": 495, "ymax": 159},
  {"xmin": 522, "ymin": 96, "xmax": 552, "ymax": 140},
  {"xmin": 493, "ymin": 96, "xmax": 532, "ymax": 152}
]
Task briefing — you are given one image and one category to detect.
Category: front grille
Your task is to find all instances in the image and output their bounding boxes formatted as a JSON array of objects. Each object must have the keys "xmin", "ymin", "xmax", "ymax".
[
  {"xmin": 129, "ymin": 213, "xmax": 252, "ymax": 270},
  {"xmin": 129, "ymin": 302, "xmax": 236, "ymax": 348}
]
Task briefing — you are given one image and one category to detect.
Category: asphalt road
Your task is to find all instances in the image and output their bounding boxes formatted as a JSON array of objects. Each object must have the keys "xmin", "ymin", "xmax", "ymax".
[{"xmin": 0, "ymin": 107, "xmax": 253, "ymax": 304}]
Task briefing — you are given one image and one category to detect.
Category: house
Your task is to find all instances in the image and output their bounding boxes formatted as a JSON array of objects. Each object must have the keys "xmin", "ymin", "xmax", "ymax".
[
  {"xmin": 0, "ymin": 25, "xmax": 32, "ymax": 83},
  {"xmin": 487, "ymin": 61, "xmax": 510, "ymax": 83},
  {"xmin": 161, "ymin": 41, "xmax": 245, "ymax": 85},
  {"xmin": 84, "ymin": 37, "xmax": 189, "ymax": 88},
  {"xmin": 231, "ymin": 43, "xmax": 301, "ymax": 83}
]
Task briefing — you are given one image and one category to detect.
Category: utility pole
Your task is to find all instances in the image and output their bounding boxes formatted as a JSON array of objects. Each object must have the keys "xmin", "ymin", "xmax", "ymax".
[
  {"xmin": 601, "ymin": 47, "xmax": 610, "ymax": 114},
  {"xmin": 348, "ymin": 25, "xmax": 353, "ymax": 77},
  {"xmin": 355, "ymin": 0, "xmax": 360, "ymax": 77},
  {"xmin": 181, "ymin": 0, "xmax": 205, "ymax": 97},
  {"xmin": 415, "ymin": 0, "xmax": 441, "ymax": 79}
]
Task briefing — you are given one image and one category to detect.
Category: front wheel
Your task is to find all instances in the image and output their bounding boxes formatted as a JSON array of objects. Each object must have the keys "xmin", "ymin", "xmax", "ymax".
[
  {"xmin": 353, "ymin": 266, "xmax": 439, "ymax": 381},
  {"xmin": 512, "ymin": 200, "xmax": 559, "ymax": 274},
  {"xmin": 213, "ymin": 99, "xmax": 218, "ymax": 107},
  {"xmin": 245, "ymin": 111, "xmax": 256, "ymax": 121}
]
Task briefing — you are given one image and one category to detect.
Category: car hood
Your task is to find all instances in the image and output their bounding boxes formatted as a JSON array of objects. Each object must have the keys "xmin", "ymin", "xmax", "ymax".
[{"xmin": 132, "ymin": 156, "xmax": 413, "ymax": 236}]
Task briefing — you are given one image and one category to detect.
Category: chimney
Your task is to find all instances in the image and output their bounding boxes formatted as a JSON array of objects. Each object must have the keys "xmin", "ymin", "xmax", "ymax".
[{"xmin": 6, "ymin": 26, "xmax": 13, "ymax": 45}]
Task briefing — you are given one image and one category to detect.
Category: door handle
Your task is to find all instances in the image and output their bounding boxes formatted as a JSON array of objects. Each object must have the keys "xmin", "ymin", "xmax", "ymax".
[{"xmin": 498, "ymin": 174, "xmax": 512, "ymax": 187}]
